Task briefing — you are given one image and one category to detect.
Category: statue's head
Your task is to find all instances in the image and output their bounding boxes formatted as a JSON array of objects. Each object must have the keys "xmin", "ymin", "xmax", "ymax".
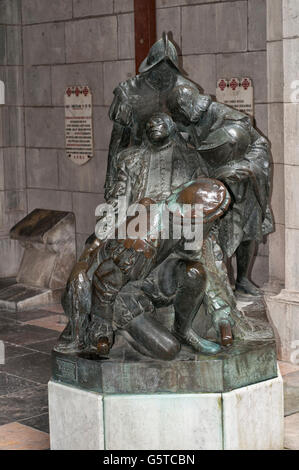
[
  {"xmin": 139, "ymin": 33, "xmax": 179, "ymax": 74},
  {"xmin": 167, "ymin": 85, "xmax": 204, "ymax": 126},
  {"xmin": 146, "ymin": 112, "xmax": 175, "ymax": 145}
]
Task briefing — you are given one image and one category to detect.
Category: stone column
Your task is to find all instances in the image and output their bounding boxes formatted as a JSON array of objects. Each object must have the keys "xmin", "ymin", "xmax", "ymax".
[
  {"xmin": 0, "ymin": 0, "xmax": 26, "ymax": 278},
  {"xmin": 266, "ymin": 0, "xmax": 299, "ymax": 363}
]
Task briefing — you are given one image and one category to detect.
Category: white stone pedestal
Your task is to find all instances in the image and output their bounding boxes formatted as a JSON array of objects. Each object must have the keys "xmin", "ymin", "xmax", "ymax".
[
  {"xmin": 266, "ymin": 290, "xmax": 299, "ymax": 363},
  {"xmin": 48, "ymin": 373, "xmax": 284, "ymax": 450}
]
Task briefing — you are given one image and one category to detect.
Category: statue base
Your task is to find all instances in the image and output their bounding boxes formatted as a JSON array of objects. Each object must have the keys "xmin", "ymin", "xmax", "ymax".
[
  {"xmin": 52, "ymin": 336, "xmax": 277, "ymax": 394},
  {"xmin": 52, "ymin": 298, "xmax": 278, "ymax": 394},
  {"xmin": 48, "ymin": 372, "xmax": 284, "ymax": 450},
  {"xmin": 49, "ymin": 299, "xmax": 282, "ymax": 449}
]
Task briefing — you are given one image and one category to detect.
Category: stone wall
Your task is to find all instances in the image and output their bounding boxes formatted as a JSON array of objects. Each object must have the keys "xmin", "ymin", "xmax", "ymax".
[
  {"xmin": 266, "ymin": 0, "xmax": 284, "ymax": 291},
  {"xmin": 21, "ymin": 0, "xmax": 135, "ymax": 257},
  {"xmin": 0, "ymin": 0, "xmax": 269, "ymax": 286},
  {"xmin": 265, "ymin": 0, "xmax": 299, "ymax": 362},
  {"xmin": 0, "ymin": 0, "xmax": 26, "ymax": 277}
]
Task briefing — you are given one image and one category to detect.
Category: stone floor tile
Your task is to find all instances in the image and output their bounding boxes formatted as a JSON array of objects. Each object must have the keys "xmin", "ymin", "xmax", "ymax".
[
  {"xmin": 1, "ymin": 352, "xmax": 52, "ymax": 384},
  {"xmin": 0, "ymin": 385, "xmax": 48, "ymax": 425},
  {"xmin": 39, "ymin": 304, "xmax": 64, "ymax": 314},
  {"xmin": 26, "ymin": 338, "xmax": 58, "ymax": 355},
  {"xmin": 0, "ymin": 315, "xmax": 18, "ymax": 326},
  {"xmin": 0, "ymin": 342, "xmax": 34, "ymax": 360},
  {"xmin": 279, "ymin": 361, "xmax": 299, "ymax": 376},
  {"xmin": 19, "ymin": 413, "xmax": 49, "ymax": 434},
  {"xmin": 0, "ymin": 422, "xmax": 49, "ymax": 450},
  {"xmin": 0, "ymin": 372, "xmax": 37, "ymax": 397},
  {"xmin": 0, "ymin": 323, "xmax": 58, "ymax": 345},
  {"xmin": 16, "ymin": 309, "xmax": 54, "ymax": 322},
  {"xmin": 284, "ymin": 413, "xmax": 299, "ymax": 450},
  {"xmin": 0, "ymin": 311, "xmax": 17, "ymax": 322},
  {"xmin": 24, "ymin": 314, "xmax": 65, "ymax": 332}
]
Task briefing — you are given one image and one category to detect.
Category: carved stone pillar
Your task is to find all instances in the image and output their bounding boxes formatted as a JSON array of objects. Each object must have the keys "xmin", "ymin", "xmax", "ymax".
[{"xmin": 266, "ymin": 0, "xmax": 299, "ymax": 363}]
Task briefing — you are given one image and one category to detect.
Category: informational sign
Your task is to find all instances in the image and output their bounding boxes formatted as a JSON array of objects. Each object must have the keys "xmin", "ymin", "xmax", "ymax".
[
  {"xmin": 216, "ymin": 77, "xmax": 254, "ymax": 119},
  {"xmin": 65, "ymin": 85, "xmax": 93, "ymax": 166}
]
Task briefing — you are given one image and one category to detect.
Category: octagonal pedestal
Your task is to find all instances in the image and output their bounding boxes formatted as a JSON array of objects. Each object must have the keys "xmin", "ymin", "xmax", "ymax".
[
  {"xmin": 48, "ymin": 372, "xmax": 284, "ymax": 450},
  {"xmin": 51, "ymin": 335, "xmax": 278, "ymax": 394}
]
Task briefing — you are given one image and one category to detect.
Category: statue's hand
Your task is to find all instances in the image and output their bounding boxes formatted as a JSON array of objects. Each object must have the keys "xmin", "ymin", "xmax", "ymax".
[
  {"xmin": 214, "ymin": 165, "xmax": 253, "ymax": 183},
  {"xmin": 69, "ymin": 261, "xmax": 89, "ymax": 284},
  {"xmin": 212, "ymin": 307, "xmax": 235, "ymax": 347},
  {"xmin": 219, "ymin": 320, "xmax": 233, "ymax": 347}
]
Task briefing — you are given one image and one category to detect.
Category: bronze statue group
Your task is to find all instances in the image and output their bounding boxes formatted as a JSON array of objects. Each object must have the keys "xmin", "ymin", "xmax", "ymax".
[{"xmin": 55, "ymin": 35, "xmax": 273, "ymax": 360}]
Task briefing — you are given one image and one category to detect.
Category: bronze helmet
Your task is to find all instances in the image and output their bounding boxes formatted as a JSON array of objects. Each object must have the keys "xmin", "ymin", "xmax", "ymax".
[{"xmin": 139, "ymin": 33, "xmax": 179, "ymax": 73}]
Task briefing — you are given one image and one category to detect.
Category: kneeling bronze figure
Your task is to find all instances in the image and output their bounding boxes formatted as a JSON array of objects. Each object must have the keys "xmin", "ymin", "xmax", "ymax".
[{"xmin": 56, "ymin": 113, "xmax": 235, "ymax": 358}]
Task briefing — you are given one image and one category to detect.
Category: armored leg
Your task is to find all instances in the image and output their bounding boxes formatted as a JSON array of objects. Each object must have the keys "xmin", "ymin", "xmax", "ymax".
[
  {"xmin": 54, "ymin": 237, "xmax": 101, "ymax": 353},
  {"xmin": 87, "ymin": 236, "xmax": 160, "ymax": 352},
  {"xmin": 87, "ymin": 256, "xmax": 125, "ymax": 351},
  {"xmin": 142, "ymin": 257, "xmax": 222, "ymax": 355},
  {"xmin": 173, "ymin": 260, "xmax": 222, "ymax": 354},
  {"xmin": 235, "ymin": 240, "xmax": 261, "ymax": 296},
  {"xmin": 114, "ymin": 281, "xmax": 181, "ymax": 360},
  {"xmin": 54, "ymin": 267, "xmax": 92, "ymax": 353}
]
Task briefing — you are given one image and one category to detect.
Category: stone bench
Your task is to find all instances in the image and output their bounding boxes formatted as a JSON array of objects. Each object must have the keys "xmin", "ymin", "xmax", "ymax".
[{"xmin": 0, "ymin": 208, "xmax": 76, "ymax": 311}]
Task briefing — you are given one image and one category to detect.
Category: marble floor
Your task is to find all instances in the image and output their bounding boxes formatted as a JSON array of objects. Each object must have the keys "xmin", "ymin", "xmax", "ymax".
[
  {"xmin": 0, "ymin": 304, "xmax": 64, "ymax": 450},
  {"xmin": 0, "ymin": 304, "xmax": 298, "ymax": 450}
]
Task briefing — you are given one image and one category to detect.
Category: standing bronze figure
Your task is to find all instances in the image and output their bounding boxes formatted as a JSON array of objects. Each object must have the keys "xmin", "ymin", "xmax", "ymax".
[
  {"xmin": 167, "ymin": 85, "xmax": 273, "ymax": 297},
  {"xmin": 105, "ymin": 34, "xmax": 201, "ymax": 197}
]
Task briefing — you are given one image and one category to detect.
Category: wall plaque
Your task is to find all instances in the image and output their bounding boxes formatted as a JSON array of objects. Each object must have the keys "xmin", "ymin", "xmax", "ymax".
[
  {"xmin": 216, "ymin": 77, "xmax": 254, "ymax": 119},
  {"xmin": 56, "ymin": 358, "xmax": 78, "ymax": 382},
  {"xmin": 65, "ymin": 85, "xmax": 93, "ymax": 166}
]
